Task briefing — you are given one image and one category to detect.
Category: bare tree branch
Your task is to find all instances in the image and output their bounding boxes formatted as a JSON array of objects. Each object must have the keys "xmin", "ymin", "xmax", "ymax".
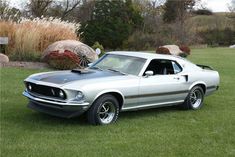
[
  {"xmin": 61, "ymin": 0, "xmax": 81, "ymax": 20},
  {"xmin": 228, "ymin": 0, "xmax": 235, "ymax": 12},
  {"xmin": 27, "ymin": 0, "xmax": 53, "ymax": 17}
]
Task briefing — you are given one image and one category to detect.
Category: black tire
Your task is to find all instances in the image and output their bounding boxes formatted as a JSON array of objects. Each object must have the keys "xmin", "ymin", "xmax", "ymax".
[
  {"xmin": 181, "ymin": 86, "xmax": 204, "ymax": 110},
  {"xmin": 87, "ymin": 94, "xmax": 120, "ymax": 125}
]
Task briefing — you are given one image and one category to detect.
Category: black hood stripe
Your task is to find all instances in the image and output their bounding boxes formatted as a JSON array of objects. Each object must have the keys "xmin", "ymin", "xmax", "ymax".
[{"xmin": 31, "ymin": 69, "xmax": 123, "ymax": 84}]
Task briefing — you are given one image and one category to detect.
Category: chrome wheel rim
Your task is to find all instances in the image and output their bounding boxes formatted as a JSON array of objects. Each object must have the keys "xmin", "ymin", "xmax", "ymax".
[
  {"xmin": 190, "ymin": 89, "xmax": 202, "ymax": 108},
  {"xmin": 98, "ymin": 102, "xmax": 116, "ymax": 124}
]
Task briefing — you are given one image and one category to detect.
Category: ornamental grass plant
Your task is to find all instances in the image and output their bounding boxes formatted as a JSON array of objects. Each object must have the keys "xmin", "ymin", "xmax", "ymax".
[{"xmin": 0, "ymin": 17, "xmax": 80, "ymax": 61}]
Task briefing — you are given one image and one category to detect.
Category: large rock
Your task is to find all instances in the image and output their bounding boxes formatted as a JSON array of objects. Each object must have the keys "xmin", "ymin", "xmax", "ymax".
[
  {"xmin": 162, "ymin": 45, "xmax": 183, "ymax": 56},
  {"xmin": 229, "ymin": 45, "xmax": 235, "ymax": 48},
  {"xmin": 42, "ymin": 40, "xmax": 98, "ymax": 67},
  {"xmin": 0, "ymin": 53, "xmax": 9, "ymax": 63}
]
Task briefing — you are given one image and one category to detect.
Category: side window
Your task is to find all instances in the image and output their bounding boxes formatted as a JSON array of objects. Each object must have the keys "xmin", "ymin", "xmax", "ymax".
[
  {"xmin": 172, "ymin": 61, "xmax": 182, "ymax": 74},
  {"xmin": 144, "ymin": 59, "xmax": 177, "ymax": 75}
]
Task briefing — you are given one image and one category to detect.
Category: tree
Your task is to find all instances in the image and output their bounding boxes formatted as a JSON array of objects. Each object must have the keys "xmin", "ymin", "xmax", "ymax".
[
  {"xmin": 25, "ymin": 0, "xmax": 86, "ymax": 21},
  {"xmin": 0, "ymin": 0, "xmax": 8, "ymax": 14},
  {"xmin": 26, "ymin": 0, "xmax": 53, "ymax": 17},
  {"xmin": 163, "ymin": 0, "xmax": 197, "ymax": 23},
  {"xmin": 80, "ymin": 0, "xmax": 143, "ymax": 49},
  {"xmin": 227, "ymin": 0, "xmax": 235, "ymax": 30},
  {"xmin": 0, "ymin": 0, "xmax": 21, "ymax": 21},
  {"xmin": 162, "ymin": 0, "xmax": 201, "ymax": 44},
  {"xmin": 48, "ymin": 0, "xmax": 82, "ymax": 20},
  {"xmin": 136, "ymin": 0, "xmax": 165, "ymax": 33},
  {"xmin": 228, "ymin": 0, "xmax": 235, "ymax": 12},
  {"xmin": 74, "ymin": 0, "xmax": 95, "ymax": 23}
]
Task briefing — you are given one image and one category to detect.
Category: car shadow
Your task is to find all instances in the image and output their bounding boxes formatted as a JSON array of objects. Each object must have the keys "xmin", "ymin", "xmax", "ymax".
[{"xmin": 20, "ymin": 111, "xmax": 89, "ymax": 126}]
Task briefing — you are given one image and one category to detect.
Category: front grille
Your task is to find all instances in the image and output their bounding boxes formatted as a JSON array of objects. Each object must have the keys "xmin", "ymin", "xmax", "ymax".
[{"xmin": 25, "ymin": 82, "xmax": 66, "ymax": 100}]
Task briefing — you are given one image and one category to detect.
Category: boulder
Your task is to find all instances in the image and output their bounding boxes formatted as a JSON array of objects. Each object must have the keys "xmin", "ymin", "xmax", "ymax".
[
  {"xmin": 0, "ymin": 53, "xmax": 9, "ymax": 63},
  {"xmin": 229, "ymin": 45, "xmax": 235, "ymax": 48},
  {"xmin": 162, "ymin": 45, "xmax": 183, "ymax": 56},
  {"xmin": 42, "ymin": 40, "xmax": 98, "ymax": 67},
  {"xmin": 156, "ymin": 47, "xmax": 171, "ymax": 55}
]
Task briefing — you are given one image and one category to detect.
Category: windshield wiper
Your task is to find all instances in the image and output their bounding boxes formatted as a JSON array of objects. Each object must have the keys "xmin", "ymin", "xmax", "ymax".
[
  {"xmin": 107, "ymin": 68, "xmax": 126, "ymax": 75},
  {"xmin": 89, "ymin": 66, "xmax": 103, "ymax": 71}
]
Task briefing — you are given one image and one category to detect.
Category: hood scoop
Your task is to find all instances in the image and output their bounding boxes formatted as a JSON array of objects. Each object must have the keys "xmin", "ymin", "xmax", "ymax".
[{"xmin": 71, "ymin": 69, "xmax": 94, "ymax": 74}]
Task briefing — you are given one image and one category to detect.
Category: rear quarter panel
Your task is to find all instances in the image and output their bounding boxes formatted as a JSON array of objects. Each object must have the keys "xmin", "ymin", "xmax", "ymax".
[
  {"xmin": 188, "ymin": 69, "xmax": 219, "ymax": 96},
  {"xmin": 177, "ymin": 58, "xmax": 219, "ymax": 96}
]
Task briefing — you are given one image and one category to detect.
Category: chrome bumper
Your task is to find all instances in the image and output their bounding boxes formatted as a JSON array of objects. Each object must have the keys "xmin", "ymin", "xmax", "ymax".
[{"xmin": 23, "ymin": 91, "xmax": 90, "ymax": 118}]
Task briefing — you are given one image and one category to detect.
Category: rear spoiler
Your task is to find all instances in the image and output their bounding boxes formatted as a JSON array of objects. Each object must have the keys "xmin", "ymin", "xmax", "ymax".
[{"xmin": 196, "ymin": 64, "xmax": 214, "ymax": 70}]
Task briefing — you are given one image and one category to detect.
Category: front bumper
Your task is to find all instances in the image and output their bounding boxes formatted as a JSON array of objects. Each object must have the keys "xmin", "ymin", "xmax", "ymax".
[{"xmin": 23, "ymin": 91, "xmax": 90, "ymax": 118}]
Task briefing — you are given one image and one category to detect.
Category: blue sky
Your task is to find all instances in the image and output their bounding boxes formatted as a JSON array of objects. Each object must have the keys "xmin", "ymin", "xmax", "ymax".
[{"xmin": 9, "ymin": 0, "xmax": 233, "ymax": 12}]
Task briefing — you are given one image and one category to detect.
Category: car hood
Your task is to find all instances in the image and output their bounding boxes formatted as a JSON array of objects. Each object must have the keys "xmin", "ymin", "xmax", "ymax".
[{"xmin": 29, "ymin": 69, "xmax": 124, "ymax": 85}]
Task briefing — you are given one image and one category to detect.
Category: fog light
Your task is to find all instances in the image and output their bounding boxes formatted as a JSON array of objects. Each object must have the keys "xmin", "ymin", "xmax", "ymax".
[{"xmin": 59, "ymin": 90, "xmax": 65, "ymax": 98}]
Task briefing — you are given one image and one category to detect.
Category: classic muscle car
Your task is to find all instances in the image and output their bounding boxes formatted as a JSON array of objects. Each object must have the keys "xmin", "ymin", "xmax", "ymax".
[{"xmin": 23, "ymin": 51, "xmax": 220, "ymax": 125}]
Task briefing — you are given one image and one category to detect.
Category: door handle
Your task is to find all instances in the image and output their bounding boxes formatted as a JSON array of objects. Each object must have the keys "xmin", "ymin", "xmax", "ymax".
[{"xmin": 174, "ymin": 77, "xmax": 180, "ymax": 80}]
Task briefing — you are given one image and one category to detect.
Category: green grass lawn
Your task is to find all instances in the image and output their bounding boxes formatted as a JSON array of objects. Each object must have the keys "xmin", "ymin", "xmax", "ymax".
[{"xmin": 1, "ymin": 48, "xmax": 235, "ymax": 157}]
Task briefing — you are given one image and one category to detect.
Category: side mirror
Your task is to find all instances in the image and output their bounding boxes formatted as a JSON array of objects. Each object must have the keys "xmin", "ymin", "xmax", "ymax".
[{"xmin": 144, "ymin": 71, "xmax": 154, "ymax": 77}]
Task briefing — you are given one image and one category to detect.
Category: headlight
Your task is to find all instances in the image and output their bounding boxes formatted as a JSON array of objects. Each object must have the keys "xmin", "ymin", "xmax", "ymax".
[
  {"xmin": 28, "ymin": 84, "xmax": 32, "ymax": 91},
  {"xmin": 59, "ymin": 90, "xmax": 65, "ymax": 99},
  {"xmin": 75, "ymin": 91, "xmax": 84, "ymax": 101},
  {"xmin": 26, "ymin": 83, "xmax": 32, "ymax": 91}
]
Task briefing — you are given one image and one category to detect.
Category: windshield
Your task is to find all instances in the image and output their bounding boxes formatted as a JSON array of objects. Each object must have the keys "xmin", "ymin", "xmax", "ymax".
[{"xmin": 90, "ymin": 54, "xmax": 146, "ymax": 76}]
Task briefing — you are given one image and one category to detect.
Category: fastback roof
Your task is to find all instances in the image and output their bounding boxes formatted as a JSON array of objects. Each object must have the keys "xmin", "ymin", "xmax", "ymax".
[{"xmin": 107, "ymin": 51, "xmax": 181, "ymax": 60}]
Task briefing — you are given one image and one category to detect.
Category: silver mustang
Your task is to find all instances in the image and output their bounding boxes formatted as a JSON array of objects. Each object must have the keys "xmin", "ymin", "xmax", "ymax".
[{"xmin": 23, "ymin": 51, "xmax": 220, "ymax": 125}]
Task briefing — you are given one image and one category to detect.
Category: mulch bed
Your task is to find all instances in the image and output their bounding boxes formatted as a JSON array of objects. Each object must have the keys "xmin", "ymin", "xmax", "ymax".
[{"xmin": 0, "ymin": 61, "xmax": 49, "ymax": 69}]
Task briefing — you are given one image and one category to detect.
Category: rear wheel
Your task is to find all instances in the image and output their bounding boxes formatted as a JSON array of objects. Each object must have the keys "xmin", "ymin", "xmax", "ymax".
[
  {"xmin": 181, "ymin": 86, "xmax": 204, "ymax": 110},
  {"xmin": 87, "ymin": 94, "xmax": 119, "ymax": 125}
]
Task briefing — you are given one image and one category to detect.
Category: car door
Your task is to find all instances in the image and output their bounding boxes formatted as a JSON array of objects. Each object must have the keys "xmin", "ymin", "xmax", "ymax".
[{"xmin": 137, "ymin": 59, "xmax": 189, "ymax": 107}]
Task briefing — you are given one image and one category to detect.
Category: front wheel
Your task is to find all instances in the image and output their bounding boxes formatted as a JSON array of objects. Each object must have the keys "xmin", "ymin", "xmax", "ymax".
[
  {"xmin": 181, "ymin": 86, "xmax": 204, "ymax": 110},
  {"xmin": 87, "ymin": 94, "xmax": 119, "ymax": 125}
]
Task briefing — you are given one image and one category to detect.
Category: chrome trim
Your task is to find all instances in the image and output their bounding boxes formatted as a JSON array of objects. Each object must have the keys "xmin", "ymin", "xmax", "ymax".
[
  {"xmin": 27, "ymin": 90, "xmax": 67, "ymax": 103},
  {"xmin": 125, "ymin": 90, "xmax": 189, "ymax": 99},
  {"xmin": 24, "ymin": 78, "xmax": 62, "ymax": 88},
  {"xmin": 121, "ymin": 100, "xmax": 184, "ymax": 111},
  {"xmin": 23, "ymin": 91, "xmax": 89, "ymax": 106}
]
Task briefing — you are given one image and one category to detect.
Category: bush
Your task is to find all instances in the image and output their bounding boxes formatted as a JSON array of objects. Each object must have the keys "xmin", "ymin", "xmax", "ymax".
[
  {"xmin": 123, "ymin": 32, "xmax": 156, "ymax": 51},
  {"xmin": 198, "ymin": 28, "xmax": 235, "ymax": 46},
  {"xmin": 43, "ymin": 50, "xmax": 81, "ymax": 70},
  {"xmin": 179, "ymin": 45, "xmax": 191, "ymax": 55},
  {"xmin": 156, "ymin": 47, "xmax": 171, "ymax": 55},
  {"xmin": 9, "ymin": 51, "xmax": 41, "ymax": 62},
  {"xmin": 179, "ymin": 53, "xmax": 188, "ymax": 58},
  {"xmin": 92, "ymin": 41, "xmax": 105, "ymax": 57},
  {"xmin": 193, "ymin": 9, "xmax": 213, "ymax": 15},
  {"xmin": 0, "ymin": 18, "xmax": 80, "ymax": 61}
]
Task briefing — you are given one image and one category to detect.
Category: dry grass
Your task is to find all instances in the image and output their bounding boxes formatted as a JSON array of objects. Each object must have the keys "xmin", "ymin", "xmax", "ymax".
[{"xmin": 0, "ymin": 17, "xmax": 80, "ymax": 61}]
